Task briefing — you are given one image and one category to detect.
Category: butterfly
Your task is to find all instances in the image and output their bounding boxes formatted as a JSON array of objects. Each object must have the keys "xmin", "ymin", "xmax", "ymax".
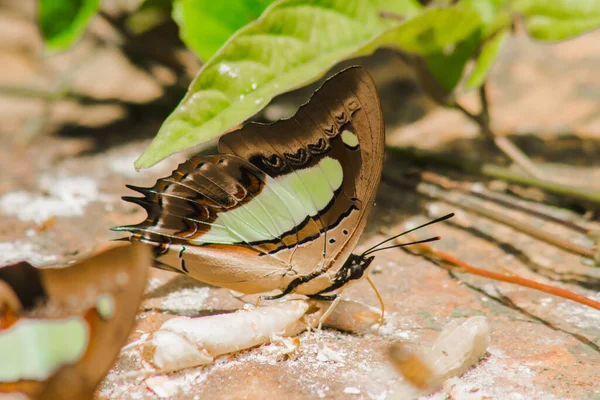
[
  {"xmin": 0, "ymin": 243, "xmax": 149, "ymax": 399},
  {"xmin": 115, "ymin": 66, "xmax": 448, "ymax": 304}
]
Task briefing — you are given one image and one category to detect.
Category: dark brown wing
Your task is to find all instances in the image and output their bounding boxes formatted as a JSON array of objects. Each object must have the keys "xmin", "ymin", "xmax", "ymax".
[
  {"xmin": 116, "ymin": 66, "xmax": 384, "ymax": 295},
  {"xmin": 114, "ymin": 154, "xmax": 299, "ymax": 265},
  {"xmin": 218, "ymin": 66, "xmax": 385, "ymax": 274}
]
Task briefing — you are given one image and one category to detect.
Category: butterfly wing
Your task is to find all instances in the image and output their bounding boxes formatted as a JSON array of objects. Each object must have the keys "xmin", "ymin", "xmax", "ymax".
[
  {"xmin": 219, "ymin": 66, "xmax": 384, "ymax": 293},
  {"xmin": 116, "ymin": 66, "xmax": 384, "ymax": 295}
]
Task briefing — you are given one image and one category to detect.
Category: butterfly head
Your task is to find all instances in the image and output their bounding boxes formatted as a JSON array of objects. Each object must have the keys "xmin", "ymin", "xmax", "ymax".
[
  {"xmin": 346, "ymin": 253, "xmax": 375, "ymax": 280},
  {"xmin": 318, "ymin": 213, "xmax": 455, "ymax": 296},
  {"xmin": 330, "ymin": 253, "xmax": 375, "ymax": 287}
]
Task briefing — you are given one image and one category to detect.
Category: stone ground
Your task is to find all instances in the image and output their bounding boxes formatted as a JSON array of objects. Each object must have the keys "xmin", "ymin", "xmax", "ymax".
[{"xmin": 1, "ymin": 2, "xmax": 599, "ymax": 399}]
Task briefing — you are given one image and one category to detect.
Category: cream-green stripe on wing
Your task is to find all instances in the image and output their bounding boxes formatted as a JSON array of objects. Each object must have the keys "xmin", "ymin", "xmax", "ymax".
[{"xmin": 197, "ymin": 157, "xmax": 343, "ymax": 244}]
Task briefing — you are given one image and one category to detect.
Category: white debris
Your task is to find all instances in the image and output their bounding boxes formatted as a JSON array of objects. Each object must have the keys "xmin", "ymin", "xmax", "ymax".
[
  {"xmin": 0, "ymin": 240, "xmax": 58, "ymax": 265},
  {"xmin": 145, "ymin": 375, "xmax": 180, "ymax": 398},
  {"xmin": 146, "ymin": 300, "xmax": 310, "ymax": 372},
  {"xmin": 388, "ymin": 317, "xmax": 490, "ymax": 398},
  {"xmin": 343, "ymin": 387, "xmax": 361, "ymax": 395},
  {"xmin": 430, "ymin": 316, "xmax": 490, "ymax": 381},
  {"xmin": 145, "ymin": 277, "xmax": 163, "ymax": 293},
  {"xmin": 144, "ymin": 298, "xmax": 383, "ymax": 373},
  {"xmin": 150, "ymin": 330, "xmax": 214, "ymax": 370},
  {"xmin": 265, "ymin": 333, "xmax": 300, "ymax": 356},
  {"xmin": 40, "ymin": 174, "xmax": 99, "ymax": 201},
  {"xmin": 316, "ymin": 342, "xmax": 346, "ymax": 364},
  {"xmin": 160, "ymin": 287, "xmax": 211, "ymax": 316},
  {"xmin": 121, "ymin": 333, "xmax": 150, "ymax": 353},
  {"xmin": 0, "ymin": 175, "xmax": 101, "ymax": 223},
  {"xmin": 107, "ymin": 149, "xmax": 143, "ymax": 179}
]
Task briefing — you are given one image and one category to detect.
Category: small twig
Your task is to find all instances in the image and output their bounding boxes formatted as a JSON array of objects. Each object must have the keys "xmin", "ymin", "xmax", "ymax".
[
  {"xmin": 384, "ymin": 174, "xmax": 596, "ymax": 259},
  {"xmin": 408, "ymin": 240, "xmax": 600, "ymax": 312},
  {"xmin": 387, "ymin": 146, "xmax": 600, "ymax": 208},
  {"xmin": 420, "ymin": 171, "xmax": 591, "ymax": 235},
  {"xmin": 479, "ymin": 85, "xmax": 489, "ymax": 123},
  {"xmin": 481, "ymin": 164, "xmax": 600, "ymax": 207},
  {"xmin": 451, "ymin": 83, "xmax": 545, "ymax": 179}
]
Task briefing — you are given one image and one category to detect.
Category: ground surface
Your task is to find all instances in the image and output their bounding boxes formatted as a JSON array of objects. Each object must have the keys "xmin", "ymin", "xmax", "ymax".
[{"xmin": 1, "ymin": 4, "xmax": 600, "ymax": 399}]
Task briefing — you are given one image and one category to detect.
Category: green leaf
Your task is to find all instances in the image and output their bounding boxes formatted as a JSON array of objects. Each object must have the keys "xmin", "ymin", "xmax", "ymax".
[
  {"xmin": 173, "ymin": 0, "xmax": 278, "ymax": 61},
  {"xmin": 459, "ymin": 0, "xmax": 507, "ymax": 23},
  {"xmin": 126, "ymin": 0, "xmax": 173, "ymax": 35},
  {"xmin": 38, "ymin": 0, "xmax": 100, "ymax": 51},
  {"xmin": 377, "ymin": 7, "xmax": 482, "ymax": 54},
  {"xmin": 373, "ymin": 0, "xmax": 422, "ymax": 14},
  {"xmin": 173, "ymin": 0, "xmax": 424, "ymax": 61},
  {"xmin": 465, "ymin": 29, "xmax": 508, "ymax": 89},
  {"xmin": 136, "ymin": 1, "xmax": 482, "ymax": 169},
  {"xmin": 424, "ymin": 30, "xmax": 481, "ymax": 93},
  {"xmin": 514, "ymin": 0, "xmax": 600, "ymax": 41}
]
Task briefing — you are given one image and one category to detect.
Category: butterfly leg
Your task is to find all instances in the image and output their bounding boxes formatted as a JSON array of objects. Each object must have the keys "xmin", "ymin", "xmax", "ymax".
[{"xmin": 310, "ymin": 294, "xmax": 342, "ymax": 330}]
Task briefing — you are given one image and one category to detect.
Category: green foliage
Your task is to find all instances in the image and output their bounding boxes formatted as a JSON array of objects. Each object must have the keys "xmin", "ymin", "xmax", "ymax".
[
  {"xmin": 460, "ymin": 0, "xmax": 507, "ymax": 24},
  {"xmin": 465, "ymin": 29, "xmax": 509, "ymax": 89},
  {"xmin": 38, "ymin": 0, "xmax": 100, "ymax": 51},
  {"xmin": 32, "ymin": 0, "xmax": 600, "ymax": 168},
  {"xmin": 136, "ymin": 1, "xmax": 483, "ymax": 169},
  {"xmin": 419, "ymin": 0, "xmax": 509, "ymax": 93},
  {"xmin": 377, "ymin": 7, "xmax": 482, "ymax": 53},
  {"xmin": 424, "ymin": 31, "xmax": 481, "ymax": 93},
  {"xmin": 454, "ymin": 0, "xmax": 600, "ymax": 90},
  {"xmin": 514, "ymin": 0, "xmax": 600, "ymax": 41},
  {"xmin": 126, "ymin": 0, "xmax": 173, "ymax": 35},
  {"xmin": 173, "ymin": 0, "xmax": 278, "ymax": 61}
]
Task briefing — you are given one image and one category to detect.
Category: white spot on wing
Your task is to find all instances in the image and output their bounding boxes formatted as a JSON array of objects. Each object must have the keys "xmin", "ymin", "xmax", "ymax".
[{"xmin": 341, "ymin": 130, "xmax": 359, "ymax": 148}]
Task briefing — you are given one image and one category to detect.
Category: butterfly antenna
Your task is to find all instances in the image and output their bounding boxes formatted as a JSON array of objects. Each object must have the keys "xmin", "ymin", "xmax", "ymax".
[
  {"xmin": 363, "ymin": 236, "xmax": 440, "ymax": 255},
  {"xmin": 361, "ymin": 213, "xmax": 454, "ymax": 256}
]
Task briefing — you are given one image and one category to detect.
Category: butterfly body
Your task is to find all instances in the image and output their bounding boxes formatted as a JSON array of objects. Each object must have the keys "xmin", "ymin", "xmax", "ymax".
[{"xmin": 116, "ymin": 67, "xmax": 384, "ymax": 297}]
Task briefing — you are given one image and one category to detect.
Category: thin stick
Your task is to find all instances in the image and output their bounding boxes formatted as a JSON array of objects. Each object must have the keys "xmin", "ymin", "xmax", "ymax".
[
  {"xmin": 481, "ymin": 164, "xmax": 600, "ymax": 206},
  {"xmin": 410, "ymin": 241, "xmax": 600, "ymax": 311},
  {"xmin": 420, "ymin": 171, "xmax": 591, "ymax": 235},
  {"xmin": 453, "ymin": 102, "xmax": 544, "ymax": 179},
  {"xmin": 383, "ymin": 175, "xmax": 596, "ymax": 259},
  {"xmin": 451, "ymin": 83, "xmax": 546, "ymax": 179},
  {"xmin": 387, "ymin": 146, "xmax": 600, "ymax": 207}
]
